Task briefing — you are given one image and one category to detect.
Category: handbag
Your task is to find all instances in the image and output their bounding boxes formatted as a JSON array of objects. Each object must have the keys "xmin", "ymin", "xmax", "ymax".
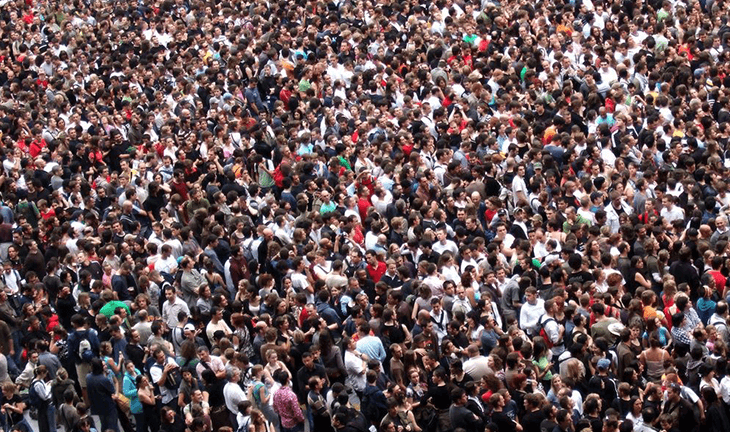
[
  {"xmin": 210, "ymin": 404, "xmax": 232, "ymax": 430},
  {"xmin": 116, "ymin": 393, "xmax": 131, "ymax": 413}
]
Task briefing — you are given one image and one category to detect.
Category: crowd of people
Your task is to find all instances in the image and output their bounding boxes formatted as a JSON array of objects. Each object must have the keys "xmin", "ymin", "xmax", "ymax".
[{"xmin": 0, "ymin": 0, "xmax": 729, "ymax": 430}]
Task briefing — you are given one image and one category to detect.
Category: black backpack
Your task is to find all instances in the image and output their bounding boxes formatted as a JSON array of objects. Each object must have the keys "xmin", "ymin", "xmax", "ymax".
[{"xmin": 361, "ymin": 386, "xmax": 385, "ymax": 425}]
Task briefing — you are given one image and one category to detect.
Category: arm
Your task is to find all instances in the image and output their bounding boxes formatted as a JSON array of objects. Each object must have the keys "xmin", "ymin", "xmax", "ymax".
[{"xmin": 122, "ymin": 376, "xmax": 138, "ymax": 400}]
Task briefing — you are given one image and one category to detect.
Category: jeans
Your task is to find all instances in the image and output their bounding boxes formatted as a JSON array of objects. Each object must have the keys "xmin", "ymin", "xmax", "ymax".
[
  {"xmin": 281, "ymin": 422, "xmax": 304, "ymax": 432},
  {"xmin": 100, "ymin": 408, "xmax": 120, "ymax": 432},
  {"xmin": 47, "ymin": 404, "xmax": 56, "ymax": 432},
  {"xmin": 134, "ymin": 412, "xmax": 147, "ymax": 432}
]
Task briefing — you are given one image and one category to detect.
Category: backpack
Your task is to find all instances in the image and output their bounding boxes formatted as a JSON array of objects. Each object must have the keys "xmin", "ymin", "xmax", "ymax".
[
  {"xmin": 78, "ymin": 333, "xmax": 94, "ymax": 363},
  {"xmin": 241, "ymin": 238, "xmax": 255, "ymax": 262},
  {"xmin": 361, "ymin": 386, "xmax": 385, "ymax": 425},
  {"xmin": 537, "ymin": 315, "xmax": 559, "ymax": 349},
  {"xmin": 152, "ymin": 361, "xmax": 181, "ymax": 392},
  {"xmin": 29, "ymin": 379, "xmax": 46, "ymax": 406}
]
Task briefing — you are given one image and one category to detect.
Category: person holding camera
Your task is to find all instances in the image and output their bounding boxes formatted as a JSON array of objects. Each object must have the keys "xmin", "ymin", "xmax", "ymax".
[{"xmin": 150, "ymin": 348, "xmax": 182, "ymax": 410}]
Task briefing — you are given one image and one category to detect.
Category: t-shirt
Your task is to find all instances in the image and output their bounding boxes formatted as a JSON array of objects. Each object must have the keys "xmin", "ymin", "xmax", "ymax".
[
  {"xmin": 490, "ymin": 411, "xmax": 516, "ymax": 432},
  {"xmin": 0, "ymin": 393, "xmax": 24, "ymax": 424}
]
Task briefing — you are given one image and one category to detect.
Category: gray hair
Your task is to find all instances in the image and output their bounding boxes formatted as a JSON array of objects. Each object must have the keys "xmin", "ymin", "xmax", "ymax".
[{"xmin": 226, "ymin": 367, "xmax": 241, "ymax": 382}]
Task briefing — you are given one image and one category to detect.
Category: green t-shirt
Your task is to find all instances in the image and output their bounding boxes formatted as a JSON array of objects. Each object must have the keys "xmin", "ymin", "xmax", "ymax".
[{"xmin": 100, "ymin": 300, "xmax": 131, "ymax": 318}]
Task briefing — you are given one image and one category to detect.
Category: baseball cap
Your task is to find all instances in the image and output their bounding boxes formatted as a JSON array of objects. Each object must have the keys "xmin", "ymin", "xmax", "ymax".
[
  {"xmin": 184, "ymin": 324, "xmax": 195, "ymax": 332},
  {"xmin": 534, "ymin": 162, "xmax": 543, "ymax": 170},
  {"xmin": 597, "ymin": 358, "xmax": 611, "ymax": 370}
]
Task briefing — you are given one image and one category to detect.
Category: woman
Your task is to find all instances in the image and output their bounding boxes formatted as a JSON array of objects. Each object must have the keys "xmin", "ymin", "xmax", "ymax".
[
  {"xmin": 100, "ymin": 341, "xmax": 123, "ymax": 381},
  {"xmin": 241, "ymin": 285, "xmax": 262, "ymax": 316},
  {"xmin": 307, "ymin": 377, "xmax": 334, "ymax": 432},
  {"xmin": 176, "ymin": 340, "xmax": 200, "ymax": 370},
  {"xmin": 318, "ymin": 330, "xmax": 346, "ymax": 384},
  {"xmin": 699, "ymin": 363, "xmax": 721, "ymax": 396},
  {"xmin": 263, "ymin": 350, "xmax": 290, "ymax": 380},
  {"xmin": 702, "ymin": 386, "xmax": 730, "ymax": 432},
  {"xmin": 160, "ymin": 406, "xmax": 186, "ymax": 432},
  {"xmin": 381, "ymin": 309, "xmax": 411, "ymax": 347},
  {"xmin": 625, "ymin": 396, "xmax": 644, "ymax": 426},
  {"xmin": 405, "ymin": 369, "xmax": 426, "ymax": 408},
  {"xmin": 231, "ymin": 313, "xmax": 256, "ymax": 360},
  {"xmin": 546, "ymin": 375, "xmax": 563, "ymax": 407},
  {"xmin": 627, "ymin": 256, "xmax": 651, "ymax": 296},
  {"xmin": 136, "ymin": 374, "xmax": 159, "ymax": 432},
  {"xmin": 247, "ymin": 365, "xmax": 279, "ymax": 431},
  {"xmin": 249, "ymin": 409, "xmax": 275, "ymax": 432},
  {"xmin": 638, "ymin": 334, "xmax": 671, "ymax": 383},
  {"xmin": 133, "ymin": 294, "xmax": 161, "ymax": 319},
  {"xmin": 51, "ymin": 368, "xmax": 77, "ymax": 409},
  {"xmin": 532, "ymin": 340, "xmax": 553, "ymax": 390},
  {"xmin": 122, "ymin": 361, "xmax": 145, "ymax": 432},
  {"xmin": 1, "ymin": 381, "xmax": 31, "ymax": 432},
  {"xmin": 201, "ymin": 257, "xmax": 226, "ymax": 291},
  {"xmin": 466, "ymin": 311, "xmax": 484, "ymax": 348},
  {"xmin": 196, "ymin": 285, "xmax": 213, "ymax": 316}
]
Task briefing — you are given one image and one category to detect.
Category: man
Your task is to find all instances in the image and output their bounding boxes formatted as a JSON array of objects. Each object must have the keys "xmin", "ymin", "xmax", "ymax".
[
  {"xmin": 66, "ymin": 314, "xmax": 100, "ymax": 404},
  {"xmin": 462, "ymin": 344, "xmax": 491, "ymax": 381},
  {"xmin": 662, "ymin": 383, "xmax": 699, "ymax": 432},
  {"xmin": 521, "ymin": 393, "xmax": 546, "ymax": 432},
  {"xmin": 111, "ymin": 263, "xmax": 137, "ymax": 301},
  {"xmin": 162, "ymin": 285, "xmax": 190, "ymax": 329},
  {"xmin": 539, "ymin": 298, "xmax": 565, "ymax": 360},
  {"xmin": 365, "ymin": 250, "xmax": 386, "ymax": 283},
  {"xmin": 590, "ymin": 303, "xmax": 620, "ymax": 346},
  {"xmin": 86, "ymin": 358, "xmax": 118, "ymax": 432},
  {"xmin": 616, "ymin": 327, "xmax": 634, "ymax": 376},
  {"xmin": 149, "ymin": 348, "xmax": 181, "ymax": 409},
  {"xmin": 36, "ymin": 340, "xmax": 61, "ymax": 379},
  {"xmin": 429, "ymin": 298, "xmax": 449, "ymax": 343},
  {"xmin": 295, "ymin": 352, "xmax": 328, "ymax": 404},
  {"xmin": 519, "ymin": 287, "xmax": 546, "ymax": 336},
  {"xmin": 196, "ymin": 346, "xmax": 227, "ymax": 380},
  {"xmin": 273, "ymin": 369, "xmax": 305, "ymax": 432},
  {"xmin": 125, "ymin": 330, "xmax": 145, "ymax": 372},
  {"xmin": 355, "ymin": 323, "xmax": 386, "ymax": 366},
  {"xmin": 183, "ymin": 389, "xmax": 210, "ymax": 425},
  {"xmin": 432, "ymin": 227, "xmax": 458, "ymax": 256},
  {"xmin": 449, "ymin": 388, "xmax": 483, "ymax": 432},
  {"xmin": 223, "ymin": 367, "xmax": 247, "ymax": 429},
  {"xmin": 488, "ymin": 393, "xmax": 518, "ymax": 432},
  {"xmin": 153, "ymin": 245, "xmax": 178, "ymax": 277}
]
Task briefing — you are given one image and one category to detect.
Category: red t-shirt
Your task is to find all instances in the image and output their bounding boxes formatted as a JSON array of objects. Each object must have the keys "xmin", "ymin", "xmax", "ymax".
[{"xmin": 367, "ymin": 261, "xmax": 386, "ymax": 283}]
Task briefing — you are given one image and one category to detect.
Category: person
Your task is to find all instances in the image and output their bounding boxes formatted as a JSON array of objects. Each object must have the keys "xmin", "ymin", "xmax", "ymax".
[
  {"xmin": 182, "ymin": 389, "xmax": 210, "ymax": 427},
  {"xmin": 136, "ymin": 375, "xmax": 159, "ymax": 432},
  {"xmin": 273, "ymin": 370, "xmax": 304, "ymax": 432},
  {"xmin": 0, "ymin": 1, "xmax": 729, "ymax": 429},
  {"xmin": 149, "ymin": 348, "xmax": 181, "ymax": 409},
  {"xmin": 67, "ymin": 314, "xmax": 100, "ymax": 404},
  {"xmin": 160, "ymin": 406, "xmax": 186, "ymax": 432},
  {"xmin": 448, "ymin": 388, "xmax": 483, "ymax": 432},
  {"xmin": 86, "ymin": 358, "xmax": 119, "ymax": 432},
  {"xmin": 307, "ymin": 376, "xmax": 333, "ymax": 432},
  {"xmin": 30, "ymin": 364, "xmax": 56, "ymax": 432},
  {"xmin": 662, "ymin": 383, "xmax": 698, "ymax": 432},
  {"xmin": 223, "ymin": 367, "xmax": 247, "ymax": 429},
  {"xmin": 0, "ymin": 382, "xmax": 30, "ymax": 432},
  {"xmin": 58, "ymin": 389, "xmax": 80, "ymax": 432},
  {"xmin": 122, "ymin": 360, "xmax": 144, "ymax": 432},
  {"xmin": 248, "ymin": 365, "xmax": 279, "ymax": 431}
]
